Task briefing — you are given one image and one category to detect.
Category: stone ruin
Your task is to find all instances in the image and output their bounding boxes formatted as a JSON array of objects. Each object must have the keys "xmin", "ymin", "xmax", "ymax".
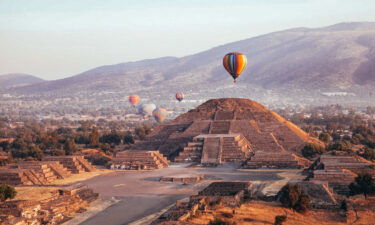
[
  {"xmin": 279, "ymin": 181, "xmax": 338, "ymax": 209},
  {"xmin": 160, "ymin": 175, "xmax": 204, "ymax": 183},
  {"xmin": 43, "ymin": 155, "xmax": 96, "ymax": 173},
  {"xmin": 110, "ymin": 150, "xmax": 169, "ymax": 170},
  {"xmin": 0, "ymin": 161, "xmax": 72, "ymax": 186},
  {"xmin": 131, "ymin": 98, "xmax": 322, "ymax": 168},
  {"xmin": 0, "ymin": 156, "xmax": 96, "ymax": 186},
  {"xmin": 0, "ymin": 183, "xmax": 98, "ymax": 224},
  {"xmin": 307, "ymin": 153, "xmax": 375, "ymax": 195},
  {"xmin": 152, "ymin": 181, "xmax": 252, "ymax": 225}
]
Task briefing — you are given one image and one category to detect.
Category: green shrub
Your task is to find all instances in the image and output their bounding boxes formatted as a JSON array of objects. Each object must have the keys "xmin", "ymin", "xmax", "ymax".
[
  {"xmin": 340, "ymin": 200, "xmax": 348, "ymax": 211},
  {"xmin": 349, "ymin": 173, "xmax": 375, "ymax": 198},
  {"xmin": 301, "ymin": 143, "xmax": 325, "ymax": 159},
  {"xmin": 274, "ymin": 215, "xmax": 287, "ymax": 225},
  {"xmin": 209, "ymin": 218, "xmax": 236, "ymax": 225},
  {"xmin": 278, "ymin": 184, "xmax": 310, "ymax": 213},
  {"xmin": 0, "ymin": 184, "xmax": 16, "ymax": 202}
]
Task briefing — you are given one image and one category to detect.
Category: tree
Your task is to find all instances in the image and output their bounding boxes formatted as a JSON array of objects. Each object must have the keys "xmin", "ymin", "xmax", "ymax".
[
  {"xmin": 64, "ymin": 138, "xmax": 77, "ymax": 155},
  {"xmin": 123, "ymin": 132, "xmax": 135, "ymax": 144},
  {"xmin": 274, "ymin": 215, "xmax": 287, "ymax": 225},
  {"xmin": 349, "ymin": 173, "xmax": 375, "ymax": 199},
  {"xmin": 29, "ymin": 145, "xmax": 43, "ymax": 160},
  {"xmin": 319, "ymin": 132, "xmax": 332, "ymax": 143},
  {"xmin": 134, "ymin": 125, "xmax": 151, "ymax": 140},
  {"xmin": 89, "ymin": 128, "xmax": 100, "ymax": 147},
  {"xmin": 328, "ymin": 141, "xmax": 352, "ymax": 151},
  {"xmin": 0, "ymin": 184, "xmax": 16, "ymax": 202},
  {"xmin": 100, "ymin": 133, "xmax": 121, "ymax": 145},
  {"xmin": 301, "ymin": 143, "xmax": 325, "ymax": 159},
  {"xmin": 278, "ymin": 184, "xmax": 310, "ymax": 213},
  {"xmin": 363, "ymin": 148, "xmax": 375, "ymax": 161}
]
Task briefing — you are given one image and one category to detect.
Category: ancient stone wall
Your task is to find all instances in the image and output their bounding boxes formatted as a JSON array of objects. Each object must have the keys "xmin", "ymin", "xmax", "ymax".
[{"xmin": 110, "ymin": 150, "xmax": 169, "ymax": 170}]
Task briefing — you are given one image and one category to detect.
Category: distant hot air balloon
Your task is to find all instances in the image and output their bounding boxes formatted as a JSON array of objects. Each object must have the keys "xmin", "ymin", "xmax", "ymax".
[
  {"xmin": 153, "ymin": 107, "xmax": 168, "ymax": 123},
  {"xmin": 223, "ymin": 52, "xmax": 247, "ymax": 83},
  {"xmin": 175, "ymin": 92, "xmax": 184, "ymax": 102},
  {"xmin": 128, "ymin": 95, "xmax": 140, "ymax": 107},
  {"xmin": 138, "ymin": 103, "xmax": 156, "ymax": 116}
]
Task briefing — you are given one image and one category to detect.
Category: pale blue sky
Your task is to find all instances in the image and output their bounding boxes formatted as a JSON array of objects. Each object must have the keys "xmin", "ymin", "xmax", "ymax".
[{"xmin": 1, "ymin": 0, "xmax": 375, "ymax": 80}]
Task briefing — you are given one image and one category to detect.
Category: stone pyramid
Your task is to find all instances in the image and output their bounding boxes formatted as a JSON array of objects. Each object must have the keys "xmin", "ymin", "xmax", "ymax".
[{"xmin": 133, "ymin": 98, "xmax": 322, "ymax": 167}]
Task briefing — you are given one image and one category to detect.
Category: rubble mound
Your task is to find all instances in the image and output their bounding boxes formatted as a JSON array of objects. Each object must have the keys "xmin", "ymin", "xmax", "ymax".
[
  {"xmin": 0, "ymin": 183, "xmax": 98, "ymax": 224},
  {"xmin": 133, "ymin": 98, "xmax": 321, "ymax": 167}
]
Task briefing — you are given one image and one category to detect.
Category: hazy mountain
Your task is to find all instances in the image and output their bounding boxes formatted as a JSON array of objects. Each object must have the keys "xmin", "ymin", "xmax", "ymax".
[
  {"xmin": 0, "ymin": 73, "xmax": 44, "ymax": 89},
  {"xmin": 5, "ymin": 22, "xmax": 375, "ymax": 105}
]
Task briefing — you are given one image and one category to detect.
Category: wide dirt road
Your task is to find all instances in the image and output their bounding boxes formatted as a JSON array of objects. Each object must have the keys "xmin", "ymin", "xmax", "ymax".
[{"xmin": 76, "ymin": 164, "xmax": 303, "ymax": 225}]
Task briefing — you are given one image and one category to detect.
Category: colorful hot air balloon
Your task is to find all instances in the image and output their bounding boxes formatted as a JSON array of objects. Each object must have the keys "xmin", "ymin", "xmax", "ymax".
[
  {"xmin": 128, "ymin": 95, "xmax": 140, "ymax": 107},
  {"xmin": 138, "ymin": 103, "xmax": 156, "ymax": 116},
  {"xmin": 175, "ymin": 93, "xmax": 184, "ymax": 102},
  {"xmin": 153, "ymin": 107, "xmax": 168, "ymax": 123},
  {"xmin": 223, "ymin": 52, "xmax": 247, "ymax": 83}
]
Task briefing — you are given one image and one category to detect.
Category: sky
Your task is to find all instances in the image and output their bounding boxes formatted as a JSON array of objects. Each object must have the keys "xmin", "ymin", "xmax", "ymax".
[{"xmin": 1, "ymin": 0, "xmax": 375, "ymax": 80}]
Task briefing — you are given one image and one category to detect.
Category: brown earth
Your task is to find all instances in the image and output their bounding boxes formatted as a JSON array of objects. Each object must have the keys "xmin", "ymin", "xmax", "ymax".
[{"xmin": 187, "ymin": 200, "xmax": 374, "ymax": 225}]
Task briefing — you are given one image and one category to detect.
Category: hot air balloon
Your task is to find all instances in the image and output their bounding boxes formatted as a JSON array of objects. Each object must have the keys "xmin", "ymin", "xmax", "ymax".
[
  {"xmin": 223, "ymin": 52, "xmax": 247, "ymax": 83},
  {"xmin": 153, "ymin": 107, "xmax": 168, "ymax": 123},
  {"xmin": 128, "ymin": 95, "xmax": 140, "ymax": 107},
  {"xmin": 175, "ymin": 92, "xmax": 184, "ymax": 102},
  {"xmin": 138, "ymin": 103, "xmax": 156, "ymax": 116}
]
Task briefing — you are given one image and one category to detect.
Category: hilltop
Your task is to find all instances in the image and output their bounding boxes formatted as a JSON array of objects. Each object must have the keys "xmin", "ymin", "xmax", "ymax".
[{"xmin": 0, "ymin": 73, "xmax": 44, "ymax": 89}]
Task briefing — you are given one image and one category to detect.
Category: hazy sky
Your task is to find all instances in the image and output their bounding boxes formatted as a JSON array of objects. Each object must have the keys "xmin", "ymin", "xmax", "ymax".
[{"xmin": 1, "ymin": 0, "xmax": 375, "ymax": 80}]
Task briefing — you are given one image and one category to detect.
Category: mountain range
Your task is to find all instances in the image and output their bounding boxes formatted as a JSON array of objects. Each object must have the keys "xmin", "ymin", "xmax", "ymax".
[{"xmin": 1, "ymin": 22, "xmax": 375, "ymax": 106}]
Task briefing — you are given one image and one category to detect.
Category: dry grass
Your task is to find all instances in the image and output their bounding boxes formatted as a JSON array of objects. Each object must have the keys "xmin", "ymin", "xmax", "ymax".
[
  {"xmin": 14, "ymin": 186, "xmax": 59, "ymax": 201},
  {"xmin": 188, "ymin": 201, "xmax": 351, "ymax": 225},
  {"xmin": 51, "ymin": 169, "xmax": 114, "ymax": 185}
]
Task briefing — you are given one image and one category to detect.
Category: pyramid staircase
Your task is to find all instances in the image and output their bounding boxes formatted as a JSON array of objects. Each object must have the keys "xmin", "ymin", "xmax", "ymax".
[
  {"xmin": 111, "ymin": 150, "xmax": 169, "ymax": 170},
  {"xmin": 209, "ymin": 121, "xmax": 231, "ymax": 134},
  {"xmin": 221, "ymin": 134, "xmax": 253, "ymax": 163},
  {"xmin": 17, "ymin": 162, "xmax": 58, "ymax": 183},
  {"xmin": 17, "ymin": 161, "xmax": 72, "ymax": 179},
  {"xmin": 43, "ymin": 156, "xmax": 96, "ymax": 174},
  {"xmin": 0, "ymin": 169, "xmax": 48, "ymax": 186},
  {"xmin": 174, "ymin": 138, "xmax": 204, "ymax": 163},
  {"xmin": 175, "ymin": 133, "xmax": 253, "ymax": 165}
]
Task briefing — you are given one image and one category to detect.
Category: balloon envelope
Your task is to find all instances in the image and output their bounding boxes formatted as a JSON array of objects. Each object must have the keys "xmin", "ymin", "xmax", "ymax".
[
  {"xmin": 223, "ymin": 52, "xmax": 247, "ymax": 82},
  {"xmin": 175, "ymin": 93, "xmax": 184, "ymax": 102},
  {"xmin": 153, "ymin": 107, "xmax": 168, "ymax": 122},
  {"xmin": 128, "ymin": 95, "xmax": 140, "ymax": 106},
  {"xmin": 138, "ymin": 104, "xmax": 156, "ymax": 116}
]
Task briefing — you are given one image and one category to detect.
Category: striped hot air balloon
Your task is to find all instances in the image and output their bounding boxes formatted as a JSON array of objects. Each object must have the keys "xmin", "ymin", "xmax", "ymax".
[
  {"xmin": 128, "ymin": 95, "xmax": 140, "ymax": 107},
  {"xmin": 223, "ymin": 52, "xmax": 247, "ymax": 83},
  {"xmin": 153, "ymin": 107, "xmax": 168, "ymax": 123},
  {"xmin": 175, "ymin": 92, "xmax": 184, "ymax": 102}
]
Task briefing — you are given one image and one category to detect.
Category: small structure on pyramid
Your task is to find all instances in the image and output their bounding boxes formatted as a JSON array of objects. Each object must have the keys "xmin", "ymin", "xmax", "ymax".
[
  {"xmin": 127, "ymin": 98, "xmax": 322, "ymax": 168},
  {"xmin": 110, "ymin": 150, "xmax": 169, "ymax": 170}
]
